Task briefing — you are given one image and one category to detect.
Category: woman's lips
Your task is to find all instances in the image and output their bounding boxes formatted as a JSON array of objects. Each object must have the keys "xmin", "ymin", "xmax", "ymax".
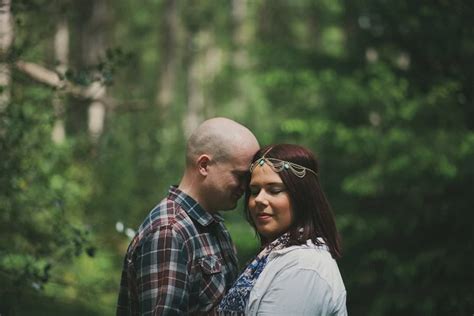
[{"xmin": 256, "ymin": 213, "xmax": 273, "ymax": 221}]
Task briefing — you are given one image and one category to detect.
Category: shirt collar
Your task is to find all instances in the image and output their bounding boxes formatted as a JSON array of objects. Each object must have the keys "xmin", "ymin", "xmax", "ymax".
[
  {"xmin": 168, "ymin": 186, "xmax": 221, "ymax": 226},
  {"xmin": 269, "ymin": 238, "xmax": 328, "ymax": 258}
]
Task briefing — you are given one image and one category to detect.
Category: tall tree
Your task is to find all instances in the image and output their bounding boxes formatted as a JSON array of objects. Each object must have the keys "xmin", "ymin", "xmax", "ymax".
[
  {"xmin": 51, "ymin": 17, "xmax": 69, "ymax": 144},
  {"xmin": 228, "ymin": 0, "xmax": 253, "ymax": 117},
  {"xmin": 79, "ymin": 0, "xmax": 110, "ymax": 140},
  {"xmin": 155, "ymin": 0, "xmax": 182, "ymax": 116},
  {"xmin": 181, "ymin": 1, "xmax": 230, "ymax": 136},
  {"xmin": 183, "ymin": 31, "xmax": 207, "ymax": 137},
  {"xmin": 0, "ymin": 0, "xmax": 13, "ymax": 112}
]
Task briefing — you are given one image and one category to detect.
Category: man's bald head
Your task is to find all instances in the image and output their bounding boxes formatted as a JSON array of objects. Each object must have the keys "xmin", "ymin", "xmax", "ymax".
[
  {"xmin": 180, "ymin": 117, "xmax": 259, "ymax": 212},
  {"xmin": 186, "ymin": 117, "xmax": 258, "ymax": 166}
]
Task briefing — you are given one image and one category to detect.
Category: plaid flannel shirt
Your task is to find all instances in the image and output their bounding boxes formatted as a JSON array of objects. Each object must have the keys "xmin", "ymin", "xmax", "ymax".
[{"xmin": 117, "ymin": 186, "xmax": 239, "ymax": 316}]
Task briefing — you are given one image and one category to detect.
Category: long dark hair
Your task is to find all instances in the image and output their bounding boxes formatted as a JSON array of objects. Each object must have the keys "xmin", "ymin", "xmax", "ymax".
[{"xmin": 244, "ymin": 144, "xmax": 342, "ymax": 259}]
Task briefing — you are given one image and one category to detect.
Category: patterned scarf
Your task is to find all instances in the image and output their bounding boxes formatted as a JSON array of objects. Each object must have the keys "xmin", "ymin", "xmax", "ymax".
[{"xmin": 217, "ymin": 233, "xmax": 290, "ymax": 315}]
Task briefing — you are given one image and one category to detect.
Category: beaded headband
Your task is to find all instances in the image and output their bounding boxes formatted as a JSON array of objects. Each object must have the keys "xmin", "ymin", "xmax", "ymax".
[{"xmin": 249, "ymin": 147, "xmax": 318, "ymax": 178}]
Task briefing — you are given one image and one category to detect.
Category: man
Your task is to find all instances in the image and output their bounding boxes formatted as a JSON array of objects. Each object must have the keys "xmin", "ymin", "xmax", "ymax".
[{"xmin": 117, "ymin": 117, "xmax": 259, "ymax": 315}]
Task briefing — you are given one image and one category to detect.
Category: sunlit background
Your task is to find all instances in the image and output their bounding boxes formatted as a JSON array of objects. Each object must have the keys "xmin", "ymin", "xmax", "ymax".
[{"xmin": 1, "ymin": 0, "xmax": 473, "ymax": 315}]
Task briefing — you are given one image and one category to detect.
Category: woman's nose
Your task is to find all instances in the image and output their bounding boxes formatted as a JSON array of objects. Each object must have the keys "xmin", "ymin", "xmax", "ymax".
[{"xmin": 254, "ymin": 190, "xmax": 268, "ymax": 205}]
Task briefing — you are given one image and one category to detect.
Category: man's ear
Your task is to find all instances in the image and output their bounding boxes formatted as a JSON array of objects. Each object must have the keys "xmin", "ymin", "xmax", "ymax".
[{"xmin": 197, "ymin": 155, "xmax": 211, "ymax": 176}]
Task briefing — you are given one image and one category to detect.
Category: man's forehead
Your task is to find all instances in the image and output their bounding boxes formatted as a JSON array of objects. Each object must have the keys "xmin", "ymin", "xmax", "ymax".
[
  {"xmin": 227, "ymin": 151, "xmax": 253, "ymax": 165},
  {"xmin": 234, "ymin": 158, "xmax": 254, "ymax": 172}
]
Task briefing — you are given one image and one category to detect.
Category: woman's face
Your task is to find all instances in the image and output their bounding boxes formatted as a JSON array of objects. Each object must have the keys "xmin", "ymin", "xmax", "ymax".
[{"xmin": 248, "ymin": 163, "xmax": 293, "ymax": 242}]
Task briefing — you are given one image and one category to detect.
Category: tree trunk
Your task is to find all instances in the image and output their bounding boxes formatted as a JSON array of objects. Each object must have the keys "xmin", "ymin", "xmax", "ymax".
[
  {"xmin": 52, "ymin": 17, "xmax": 69, "ymax": 144},
  {"xmin": 184, "ymin": 38, "xmax": 205, "ymax": 137},
  {"xmin": 229, "ymin": 0, "xmax": 252, "ymax": 117},
  {"xmin": 155, "ymin": 0, "xmax": 182, "ymax": 115},
  {"xmin": 81, "ymin": 0, "xmax": 109, "ymax": 141},
  {"xmin": 0, "ymin": 0, "xmax": 13, "ymax": 112},
  {"xmin": 183, "ymin": 31, "xmax": 223, "ymax": 138},
  {"xmin": 232, "ymin": 0, "xmax": 250, "ymax": 69}
]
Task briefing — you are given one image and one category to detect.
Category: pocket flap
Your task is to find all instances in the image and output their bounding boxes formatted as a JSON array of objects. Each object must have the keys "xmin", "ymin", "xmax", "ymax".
[{"xmin": 199, "ymin": 255, "xmax": 222, "ymax": 274}]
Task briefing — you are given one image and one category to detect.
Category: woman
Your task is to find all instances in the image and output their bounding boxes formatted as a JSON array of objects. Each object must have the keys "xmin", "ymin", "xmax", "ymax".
[{"xmin": 218, "ymin": 144, "xmax": 347, "ymax": 315}]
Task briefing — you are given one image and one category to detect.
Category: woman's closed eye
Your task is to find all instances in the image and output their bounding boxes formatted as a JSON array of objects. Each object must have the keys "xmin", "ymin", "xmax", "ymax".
[
  {"xmin": 268, "ymin": 188, "xmax": 285, "ymax": 194},
  {"xmin": 249, "ymin": 186, "xmax": 286, "ymax": 196},
  {"xmin": 249, "ymin": 187, "xmax": 261, "ymax": 196}
]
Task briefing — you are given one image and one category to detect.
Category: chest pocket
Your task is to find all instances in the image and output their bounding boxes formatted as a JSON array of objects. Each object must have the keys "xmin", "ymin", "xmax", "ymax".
[{"xmin": 198, "ymin": 254, "xmax": 226, "ymax": 309}]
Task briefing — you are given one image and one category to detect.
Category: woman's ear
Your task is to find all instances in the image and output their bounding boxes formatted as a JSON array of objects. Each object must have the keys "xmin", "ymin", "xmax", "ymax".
[{"xmin": 197, "ymin": 155, "xmax": 211, "ymax": 176}]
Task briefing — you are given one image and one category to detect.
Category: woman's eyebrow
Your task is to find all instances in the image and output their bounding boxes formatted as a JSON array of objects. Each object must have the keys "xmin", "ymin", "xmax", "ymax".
[{"xmin": 249, "ymin": 182, "xmax": 285, "ymax": 187}]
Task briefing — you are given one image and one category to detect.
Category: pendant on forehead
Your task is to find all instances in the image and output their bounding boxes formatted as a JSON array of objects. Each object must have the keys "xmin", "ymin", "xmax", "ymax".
[{"xmin": 259, "ymin": 159, "xmax": 265, "ymax": 166}]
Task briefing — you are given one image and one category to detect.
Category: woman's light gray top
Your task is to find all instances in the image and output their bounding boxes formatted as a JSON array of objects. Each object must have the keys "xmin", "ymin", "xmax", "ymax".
[{"xmin": 246, "ymin": 239, "xmax": 347, "ymax": 316}]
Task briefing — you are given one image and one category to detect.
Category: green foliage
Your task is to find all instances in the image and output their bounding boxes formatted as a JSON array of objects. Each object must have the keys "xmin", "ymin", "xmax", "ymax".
[
  {"xmin": 253, "ymin": 1, "xmax": 474, "ymax": 314},
  {"xmin": 0, "ymin": 85, "xmax": 94, "ymax": 313},
  {"xmin": 41, "ymin": 250, "xmax": 120, "ymax": 315},
  {"xmin": 2, "ymin": 0, "xmax": 473, "ymax": 315}
]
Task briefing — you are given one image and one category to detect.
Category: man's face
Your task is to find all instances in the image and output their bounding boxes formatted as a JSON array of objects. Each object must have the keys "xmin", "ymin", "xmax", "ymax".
[{"xmin": 204, "ymin": 151, "xmax": 254, "ymax": 212}]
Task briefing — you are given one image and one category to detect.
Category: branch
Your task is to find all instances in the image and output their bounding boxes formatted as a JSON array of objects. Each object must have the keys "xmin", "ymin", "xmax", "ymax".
[
  {"xmin": 14, "ymin": 60, "xmax": 151, "ymax": 111},
  {"xmin": 15, "ymin": 60, "xmax": 96, "ymax": 99}
]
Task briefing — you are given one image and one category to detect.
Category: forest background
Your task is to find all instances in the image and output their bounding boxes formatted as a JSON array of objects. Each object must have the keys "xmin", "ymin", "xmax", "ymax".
[{"xmin": 1, "ymin": 0, "xmax": 473, "ymax": 315}]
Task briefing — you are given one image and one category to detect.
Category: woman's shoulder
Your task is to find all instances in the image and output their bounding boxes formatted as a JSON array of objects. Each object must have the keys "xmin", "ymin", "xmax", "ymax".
[
  {"xmin": 269, "ymin": 239, "xmax": 345, "ymax": 289},
  {"xmin": 271, "ymin": 239, "xmax": 334, "ymax": 265}
]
